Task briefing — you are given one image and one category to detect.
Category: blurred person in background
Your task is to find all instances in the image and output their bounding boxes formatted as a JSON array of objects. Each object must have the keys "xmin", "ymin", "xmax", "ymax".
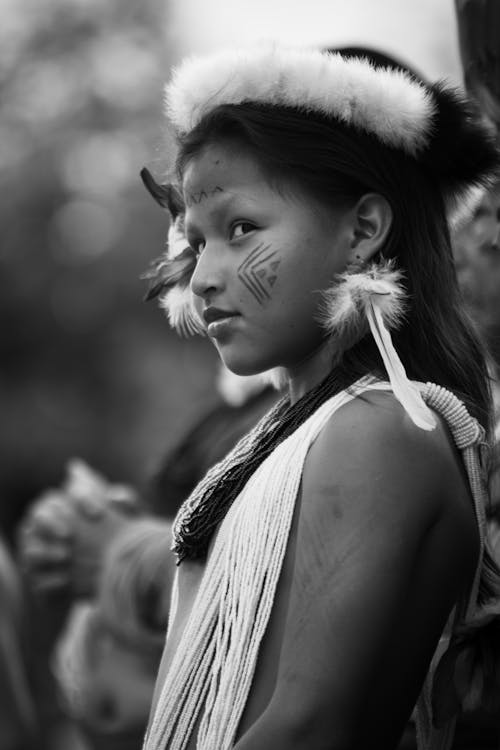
[
  {"xmin": 448, "ymin": 180, "xmax": 500, "ymax": 750},
  {"xmin": 0, "ymin": 535, "xmax": 37, "ymax": 750},
  {"xmin": 453, "ymin": 0, "xmax": 500, "ymax": 525},
  {"xmin": 16, "ymin": 462, "xmax": 141, "ymax": 750},
  {"xmin": 426, "ymin": 3, "xmax": 500, "ymax": 748},
  {"xmin": 455, "ymin": 0, "xmax": 500, "ymax": 139},
  {"xmin": 17, "ymin": 360, "xmax": 277, "ymax": 749},
  {"xmin": 454, "ymin": 0, "xmax": 500, "ymax": 392}
]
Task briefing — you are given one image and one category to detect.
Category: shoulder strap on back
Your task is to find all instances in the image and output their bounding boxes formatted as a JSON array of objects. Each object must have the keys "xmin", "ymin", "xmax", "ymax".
[{"xmin": 416, "ymin": 383, "xmax": 489, "ymax": 750}]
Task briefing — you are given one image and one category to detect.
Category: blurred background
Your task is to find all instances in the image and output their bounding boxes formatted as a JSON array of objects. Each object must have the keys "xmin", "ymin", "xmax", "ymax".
[{"xmin": 0, "ymin": 0, "xmax": 465, "ymax": 540}]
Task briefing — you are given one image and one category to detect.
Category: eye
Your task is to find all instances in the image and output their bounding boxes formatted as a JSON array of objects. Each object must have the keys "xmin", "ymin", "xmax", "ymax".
[{"xmin": 230, "ymin": 221, "xmax": 256, "ymax": 240}]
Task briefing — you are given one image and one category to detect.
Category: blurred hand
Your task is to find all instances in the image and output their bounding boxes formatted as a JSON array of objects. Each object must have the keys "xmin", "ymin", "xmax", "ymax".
[
  {"xmin": 18, "ymin": 459, "xmax": 142, "ymax": 598},
  {"xmin": 455, "ymin": 0, "xmax": 500, "ymax": 135},
  {"xmin": 18, "ymin": 488, "xmax": 75, "ymax": 593},
  {"xmin": 64, "ymin": 458, "xmax": 140, "ymax": 520},
  {"xmin": 68, "ymin": 463, "xmax": 140, "ymax": 598}
]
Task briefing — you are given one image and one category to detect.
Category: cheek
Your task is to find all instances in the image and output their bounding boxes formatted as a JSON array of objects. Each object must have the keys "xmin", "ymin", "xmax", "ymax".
[
  {"xmin": 233, "ymin": 242, "xmax": 283, "ymax": 308},
  {"xmin": 266, "ymin": 267, "xmax": 326, "ymax": 336}
]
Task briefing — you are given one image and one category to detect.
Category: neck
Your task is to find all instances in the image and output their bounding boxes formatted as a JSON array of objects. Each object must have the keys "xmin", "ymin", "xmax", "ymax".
[{"xmin": 286, "ymin": 338, "xmax": 338, "ymax": 404}]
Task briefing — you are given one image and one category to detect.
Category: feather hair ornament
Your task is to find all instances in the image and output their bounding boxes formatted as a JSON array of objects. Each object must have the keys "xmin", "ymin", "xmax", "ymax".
[
  {"xmin": 319, "ymin": 259, "xmax": 436, "ymax": 431},
  {"xmin": 140, "ymin": 167, "xmax": 204, "ymax": 337}
]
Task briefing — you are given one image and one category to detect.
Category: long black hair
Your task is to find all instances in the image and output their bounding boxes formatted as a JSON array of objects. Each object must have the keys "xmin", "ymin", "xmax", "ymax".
[{"xmin": 176, "ymin": 101, "xmax": 493, "ymax": 432}]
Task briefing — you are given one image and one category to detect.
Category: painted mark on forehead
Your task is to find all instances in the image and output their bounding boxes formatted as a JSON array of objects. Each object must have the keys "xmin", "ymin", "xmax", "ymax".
[
  {"xmin": 185, "ymin": 186, "xmax": 224, "ymax": 207},
  {"xmin": 237, "ymin": 243, "xmax": 281, "ymax": 305}
]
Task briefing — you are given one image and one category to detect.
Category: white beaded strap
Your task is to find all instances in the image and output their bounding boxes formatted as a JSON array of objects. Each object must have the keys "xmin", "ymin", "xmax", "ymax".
[
  {"xmin": 422, "ymin": 382, "xmax": 488, "ymax": 617},
  {"xmin": 418, "ymin": 383, "xmax": 488, "ymax": 750}
]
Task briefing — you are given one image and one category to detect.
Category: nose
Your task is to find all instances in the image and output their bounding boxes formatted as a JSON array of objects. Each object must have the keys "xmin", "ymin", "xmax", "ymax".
[{"xmin": 190, "ymin": 242, "xmax": 225, "ymax": 301}]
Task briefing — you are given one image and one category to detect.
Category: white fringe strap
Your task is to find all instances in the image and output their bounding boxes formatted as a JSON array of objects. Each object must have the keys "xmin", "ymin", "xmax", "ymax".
[
  {"xmin": 144, "ymin": 378, "xmax": 488, "ymax": 750},
  {"xmin": 144, "ymin": 377, "xmax": 375, "ymax": 750}
]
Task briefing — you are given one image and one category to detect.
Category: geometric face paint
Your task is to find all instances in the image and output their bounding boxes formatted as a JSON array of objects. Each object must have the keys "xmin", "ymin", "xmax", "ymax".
[
  {"xmin": 237, "ymin": 243, "xmax": 281, "ymax": 304},
  {"xmin": 185, "ymin": 186, "xmax": 224, "ymax": 207}
]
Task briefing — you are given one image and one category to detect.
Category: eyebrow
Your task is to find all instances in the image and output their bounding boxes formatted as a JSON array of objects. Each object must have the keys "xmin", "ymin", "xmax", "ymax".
[{"xmin": 184, "ymin": 192, "xmax": 257, "ymax": 236}]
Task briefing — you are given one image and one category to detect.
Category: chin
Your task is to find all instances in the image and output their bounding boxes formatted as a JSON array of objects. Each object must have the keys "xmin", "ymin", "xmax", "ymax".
[{"xmin": 217, "ymin": 346, "xmax": 278, "ymax": 379}]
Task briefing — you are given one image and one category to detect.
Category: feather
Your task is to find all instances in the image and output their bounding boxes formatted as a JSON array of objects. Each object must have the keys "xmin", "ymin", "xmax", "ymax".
[
  {"xmin": 367, "ymin": 299, "xmax": 435, "ymax": 430},
  {"xmin": 140, "ymin": 167, "xmax": 184, "ymax": 218},
  {"xmin": 319, "ymin": 259, "xmax": 406, "ymax": 339},
  {"xmin": 159, "ymin": 286, "xmax": 205, "ymax": 337},
  {"xmin": 141, "ymin": 246, "xmax": 197, "ymax": 302}
]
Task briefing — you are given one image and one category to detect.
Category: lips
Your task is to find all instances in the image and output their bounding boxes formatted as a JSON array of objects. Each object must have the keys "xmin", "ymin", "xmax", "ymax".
[{"xmin": 203, "ymin": 307, "xmax": 239, "ymax": 325}]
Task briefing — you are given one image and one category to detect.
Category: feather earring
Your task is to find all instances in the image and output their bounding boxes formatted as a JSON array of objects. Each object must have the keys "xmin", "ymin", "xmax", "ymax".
[{"xmin": 319, "ymin": 258, "xmax": 436, "ymax": 431}]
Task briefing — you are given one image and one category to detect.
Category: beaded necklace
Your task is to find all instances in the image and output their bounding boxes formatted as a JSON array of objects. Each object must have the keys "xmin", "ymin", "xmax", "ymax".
[{"xmin": 172, "ymin": 366, "xmax": 360, "ymax": 562}]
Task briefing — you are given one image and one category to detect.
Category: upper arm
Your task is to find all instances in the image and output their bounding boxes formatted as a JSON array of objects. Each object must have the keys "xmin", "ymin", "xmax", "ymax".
[{"xmin": 257, "ymin": 391, "xmax": 478, "ymax": 747}]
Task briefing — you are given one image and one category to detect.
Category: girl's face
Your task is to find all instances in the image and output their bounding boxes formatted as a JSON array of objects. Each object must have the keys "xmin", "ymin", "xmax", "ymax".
[{"xmin": 183, "ymin": 142, "xmax": 354, "ymax": 376}]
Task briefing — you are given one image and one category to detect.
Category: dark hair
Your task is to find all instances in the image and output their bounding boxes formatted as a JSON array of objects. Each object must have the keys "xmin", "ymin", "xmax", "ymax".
[
  {"xmin": 326, "ymin": 45, "xmax": 426, "ymax": 83},
  {"xmin": 175, "ymin": 103, "xmax": 493, "ymax": 432}
]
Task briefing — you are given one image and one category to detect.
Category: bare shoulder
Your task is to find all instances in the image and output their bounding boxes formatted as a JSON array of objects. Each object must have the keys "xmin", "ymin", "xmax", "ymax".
[
  {"xmin": 237, "ymin": 390, "xmax": 481, "ymax": 747},
  {"xmin": 301, "ymin": 387, "xmax": 478, "ymax": 572}
]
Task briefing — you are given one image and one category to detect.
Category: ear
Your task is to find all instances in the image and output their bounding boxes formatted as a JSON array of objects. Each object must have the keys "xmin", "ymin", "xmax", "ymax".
[{"xmin": 348, "ymin": 193, "xmax": 393, "ymax": 263}]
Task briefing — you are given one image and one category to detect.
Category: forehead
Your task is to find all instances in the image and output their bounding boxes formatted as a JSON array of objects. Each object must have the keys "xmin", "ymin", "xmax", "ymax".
[{"xmin": 182, "ymin": 142, "xmax": 269, "ymax": 196}]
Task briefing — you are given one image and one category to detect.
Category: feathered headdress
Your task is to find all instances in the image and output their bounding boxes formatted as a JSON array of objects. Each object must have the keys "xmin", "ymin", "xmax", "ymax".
[
  {"xmin": 142, "ymin": 43, "xmax": 500, "ymax": 427},
  {"xmin": 165, "ymin": 44, "xmax": 499, "ymax": 212}
]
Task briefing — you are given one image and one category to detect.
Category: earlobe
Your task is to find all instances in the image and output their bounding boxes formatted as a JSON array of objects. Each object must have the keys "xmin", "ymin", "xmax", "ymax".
[{"xmin": 349, "ymin": 193, "xmax": 393, "ymax": 263}]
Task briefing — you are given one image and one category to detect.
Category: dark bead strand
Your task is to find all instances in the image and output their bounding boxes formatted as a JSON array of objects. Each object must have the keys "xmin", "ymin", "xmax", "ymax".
[{"xmin": 173, "ymin": 367, "xmax": 362, "ymax": 562}]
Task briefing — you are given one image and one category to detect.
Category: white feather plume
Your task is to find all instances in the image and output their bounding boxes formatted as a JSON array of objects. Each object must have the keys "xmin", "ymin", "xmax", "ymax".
[
  {"xmin": 319, "ymin": 259, "xmax": 406, "ymax": 340},
  {"xmin": 168, "ymin": 216, "xmax": 189, "ymax": 259},
  {"xmin": 159, "ymin": 286, "xmax": 205, "ymax": 338},
  {"xmin": 157, "ymin": 214, "xmax": 205, "ymax": 337}
]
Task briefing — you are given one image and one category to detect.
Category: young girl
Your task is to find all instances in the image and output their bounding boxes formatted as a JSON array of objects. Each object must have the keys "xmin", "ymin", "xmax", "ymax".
[{"xmin": 141, "ymin": 45, "xmax": 500, "ymax": 750}]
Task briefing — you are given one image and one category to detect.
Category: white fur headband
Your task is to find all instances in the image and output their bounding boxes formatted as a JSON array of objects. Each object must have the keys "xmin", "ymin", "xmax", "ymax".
[
  {"xmin": 165, "ymin": 45, "xmax": 434, "ymax": 156},
  {"xmin": 164, "ymin": 43, "xmax": 500, "ymax": 219}
]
